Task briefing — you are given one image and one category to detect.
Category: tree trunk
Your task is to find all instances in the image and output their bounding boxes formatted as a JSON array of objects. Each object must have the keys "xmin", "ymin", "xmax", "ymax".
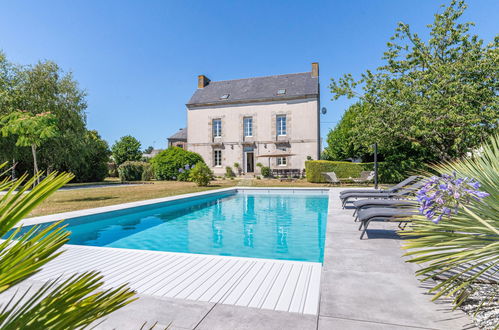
[{"xmin": 31, "ymin": 144, "xmax": 39, "ymax": 185}]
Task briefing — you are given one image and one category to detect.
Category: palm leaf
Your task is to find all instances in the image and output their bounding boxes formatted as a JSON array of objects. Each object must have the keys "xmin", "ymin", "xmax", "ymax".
[
  {"xmin": 401, "ymin": 135, "xmax": 499, "ymax": 311},
  {"xmin": 0, "ymin": 165, "xmax": 137, "ymax": 327}
]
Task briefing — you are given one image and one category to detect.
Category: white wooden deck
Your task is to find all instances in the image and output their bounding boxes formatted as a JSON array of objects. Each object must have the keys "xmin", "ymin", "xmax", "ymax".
[{"xmin": 31, "ymin": 245, "xmax": 322, "ymax": 315}]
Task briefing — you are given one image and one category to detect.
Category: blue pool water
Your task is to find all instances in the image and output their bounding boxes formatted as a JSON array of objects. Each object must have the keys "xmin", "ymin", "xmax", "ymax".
[{"xmin": 23, "ymin": 191, "xmax": 329, "ymax": 262}]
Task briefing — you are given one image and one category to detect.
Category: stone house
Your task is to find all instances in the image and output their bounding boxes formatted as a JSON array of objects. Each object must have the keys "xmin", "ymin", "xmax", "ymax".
[{"xmin": 185, "ymin": 63, "xmax": 320, "ymax": 176}]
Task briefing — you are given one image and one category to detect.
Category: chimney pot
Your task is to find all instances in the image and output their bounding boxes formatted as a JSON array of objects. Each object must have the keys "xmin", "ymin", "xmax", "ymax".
[
  {"xmin": 198, "ymin": 75, "xmax": 210, "ymax": 89},
  {"xmin": 311, "ymin": 62, "xmax": 319, "ymax": 77}
]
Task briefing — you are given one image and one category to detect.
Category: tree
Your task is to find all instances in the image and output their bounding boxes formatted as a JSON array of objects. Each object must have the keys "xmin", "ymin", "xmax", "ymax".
[
  {"xmin": 0, "ymin": 111, "xmax": 58, "ymax": 183},
  {"xmin": 73, "ymin": 130, "xmax": 111, "ymax": 182},
  {"xmin": 328, "ymin": 0, "xmax": 498, "ymax": 171},
  {"xmin": 322, "ymin": 102, "xmax": 370, "ymax": 161},
  {"xmin": 0, "ymin": 53, "xmax": 110, "ymax": 183},
  {"xmin": 111, "ymin": 135, "xmax": 142, "ymax": 166},
  {"xmin": 0, "ymin": 166, "xmax": 136, "ymax": 327},
  {"xmin": 144, "ymin": 146, "xmax": 154, "ymax": 154}
]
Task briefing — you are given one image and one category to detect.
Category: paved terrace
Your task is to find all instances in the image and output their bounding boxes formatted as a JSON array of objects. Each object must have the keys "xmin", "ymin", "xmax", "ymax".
[{"xmin": 3, "ymin": 188, "xmax": 474, "ymax": 329}]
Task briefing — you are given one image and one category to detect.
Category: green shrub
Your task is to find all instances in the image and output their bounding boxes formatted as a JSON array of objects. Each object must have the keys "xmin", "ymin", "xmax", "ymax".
[
  {"xmin": 189, "ymin": 162, "xmax": 213, "ymax": 186},
  {"xmin": 225, "ymin": 166, "xmax": 235, "ymax": 178},
  {"xmin": 118, "ymin": 161, "xmax": 149, "ymax": 181},
  {"xmin": 151, "ymin": 147, "xmax": 204, "ymax": 181},
  {"xmin": 256, "ymin": 162, "xmax": 263, "ymax": 168},
  {"xmin": 305, "ymin": 160, "xmax": 390, "ymax": 183},
  {"xmin": 141, "ymin": 163, "xmax": 153, "ymax": 181},
  {"xmin": 261, "ymin": 166, "xmax": 271, "ymax": 178},
  {"xmin": 107, "ymin": 162, "xmax": 118, "ymax": 178}
]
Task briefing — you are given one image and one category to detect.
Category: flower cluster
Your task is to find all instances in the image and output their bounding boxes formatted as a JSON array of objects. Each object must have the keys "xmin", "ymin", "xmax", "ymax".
[
  {"xmin": 417, "ymin": 172, "xmax": 489, "ymax": 224},
  {"xmin": 178, "ymin": 164, "xmax": 195, "ymax": 173}
]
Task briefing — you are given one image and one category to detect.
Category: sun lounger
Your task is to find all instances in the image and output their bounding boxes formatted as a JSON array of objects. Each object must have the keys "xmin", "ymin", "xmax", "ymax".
[
  {"xmin": 352, "ymin": 171, "xmax": 374, "ymax": 183},
  {"xmin": 357, "ymin": 207, "xmax": 418, "ymax": 239},
  {"xmin": 340, "ymin": 180, "xmax": 426, "ymax": 208},
  {"xmin": 322, "ymin": 172, "xmax": 340, "ymax": 185},
  {"xmin": 352, "ymin": 199, "xmax": 418, "ymax": 220},
  {"xmin": 339, "ymin": 176, "xmax": 420, "ymax": 196}
]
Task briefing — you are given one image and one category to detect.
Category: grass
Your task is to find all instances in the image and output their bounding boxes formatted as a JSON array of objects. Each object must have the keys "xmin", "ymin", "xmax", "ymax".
[
  {"xmin": 29, "ymin": 180, "xmax": 238, "ymax": 217},
  {"xmin": 28, "ymin": 178, "xmax": 374, "ymax": 217}
]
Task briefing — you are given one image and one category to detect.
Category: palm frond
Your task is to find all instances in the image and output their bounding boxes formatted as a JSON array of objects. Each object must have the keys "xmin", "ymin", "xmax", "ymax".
[
  {"xmin": 0, "ymin": 165, "xmax": 138, "ymax": 327},
  {"xmin": 0, "ymin": 272, "xmax": 136, "ymax": 329},
  {"xmin": 401, "ymin": 135, "xmax": 499, "ymax": 310}
]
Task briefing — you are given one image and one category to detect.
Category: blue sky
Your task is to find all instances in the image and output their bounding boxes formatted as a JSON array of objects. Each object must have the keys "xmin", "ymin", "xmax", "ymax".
[{"xmin": 1, "ymin": 0, "xmax": 497, "ymax": 149}]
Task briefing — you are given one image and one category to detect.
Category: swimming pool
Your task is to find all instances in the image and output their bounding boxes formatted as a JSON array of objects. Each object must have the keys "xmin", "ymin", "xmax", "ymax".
[{"xmin": 21, "ymin": 190, "xmax": 329, "ymax": 263}]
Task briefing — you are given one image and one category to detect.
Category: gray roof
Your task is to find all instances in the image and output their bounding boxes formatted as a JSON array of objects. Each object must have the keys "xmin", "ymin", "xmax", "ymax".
[
  {"xmin": 187, "ymin": 72, "xmax": 318, "ymax": 107},
  {"xmin": 168, "ymin": 128, "xmax": 187, "ymax": 141}
]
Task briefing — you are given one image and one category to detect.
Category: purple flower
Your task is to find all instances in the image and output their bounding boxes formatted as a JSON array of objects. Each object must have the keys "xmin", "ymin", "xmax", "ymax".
[
  {"xmin": 178, "ymin": 168, "xmax": 184, "ymax": 173},
  {"xmin": 185, "ymin": 164, "xmax": 190, "ymax": 170},
  {"xmin": 416, "ymin": 174, "xmax": 489, "ymax": 224}
]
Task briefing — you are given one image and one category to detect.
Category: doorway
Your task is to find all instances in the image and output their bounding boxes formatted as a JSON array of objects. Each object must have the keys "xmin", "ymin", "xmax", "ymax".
[{"xmin": 245, "ymin": 151, "xmax": 254, "ymax": 173}]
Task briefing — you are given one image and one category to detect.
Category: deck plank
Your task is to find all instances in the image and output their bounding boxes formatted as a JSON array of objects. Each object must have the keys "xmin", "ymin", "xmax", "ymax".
[{"xmin": 32, "ymin": 246, "xmax": 322, "ymax": 315}]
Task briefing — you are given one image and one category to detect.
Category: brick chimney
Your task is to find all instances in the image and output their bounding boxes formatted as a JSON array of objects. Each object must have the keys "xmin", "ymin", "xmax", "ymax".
[
  {"xmin": 198, "ymin": 75, "xmax": 210, "ymax": 89},
  {"xmin": 311, "ymin": 62, "xmax": 319, "ymax": 78}
]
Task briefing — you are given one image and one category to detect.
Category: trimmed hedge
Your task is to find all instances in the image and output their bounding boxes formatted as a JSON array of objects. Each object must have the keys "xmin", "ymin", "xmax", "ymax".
[{"xmin": 305, "ymin": 160, "xmax": 386, "ymax": 183}]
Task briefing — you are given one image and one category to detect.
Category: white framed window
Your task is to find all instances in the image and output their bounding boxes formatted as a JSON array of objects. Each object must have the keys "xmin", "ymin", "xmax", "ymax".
[
  {"xmin": 277, "ymin": 157, "xmax": 287, "ymax": 166},
  {"xmin": 276, "ymin": 115, "xmax": 286, "ymax": 136},
  {"xmin": 213, "ymin": 119, "xmax": 222, "ymax": 138},
  {"xmin": 243, "ymin": 117, "xmax": 253, "ymax": 137},
  {"xmin": 214, "ymin": 150, "xmax": 222, "ymax": 167}
]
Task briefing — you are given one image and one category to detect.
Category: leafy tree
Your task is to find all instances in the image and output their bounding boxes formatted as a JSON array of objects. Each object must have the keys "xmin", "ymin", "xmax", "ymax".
[
  {"xmin": 151, "ymin": 147, "xmax": 204, "ymax": 181},
  {"xmin": 73, "ymin": 130, "xmax": 111, "ymax": 182},
  {"xmin": 111, "ymin": 135, "xmax": 142, "ymax": 166},
  {"xmin": 0, "ymin": 166, "xmax": 136, "ymax": 328},
  {"xmin": 322, "ymin": 102, "xmax": 370, "ymax": 161},
  {"xmin": 189, "ymin": 162, "xmax": 213, "ymax": 186},
  {"xmin": 0, "ymin": 53, "xmax": 109, "ymax": 183},
  {"xmin": 0, "ymin": 111, "xmax": 58, "ymax": 183},
  {"xmin": 144, "ymin": 146, "xmax": 154, "ymax": 154},
  {"xmin": 328, "ymin": 0, "xmax": 498, "ymax": 171}
]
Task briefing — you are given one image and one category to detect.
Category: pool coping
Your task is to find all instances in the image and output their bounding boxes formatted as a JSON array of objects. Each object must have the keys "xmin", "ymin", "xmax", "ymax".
[{"xmin": 21, "ymin": 186, "xmax": 330, "ymax": 227}]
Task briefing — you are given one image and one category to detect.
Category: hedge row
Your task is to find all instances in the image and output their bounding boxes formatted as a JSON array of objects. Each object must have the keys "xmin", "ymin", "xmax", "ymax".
[{"xmin": 305, "ymin": 160, "xmax": 384, "ymax": 183}]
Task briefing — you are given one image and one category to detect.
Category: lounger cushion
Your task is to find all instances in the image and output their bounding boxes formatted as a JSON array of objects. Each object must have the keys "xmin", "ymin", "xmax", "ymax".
[
  {"xmin": 340, "ymin": 192, "xmax": 397, "ymax": 200},
  {"xmin": 340, "ymin": 189, "xmax": 382, "ymax": 195},
  {"xmin": 357, "ymin": 207, "xmax": 418, "ymax": 221},
  {"xmin": 353, "ymin": 199, "xmax": 417, "ymax": 209}
]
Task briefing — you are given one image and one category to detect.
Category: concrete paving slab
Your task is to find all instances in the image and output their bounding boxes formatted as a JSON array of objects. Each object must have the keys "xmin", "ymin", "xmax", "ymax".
[
  {"xmin": 322, "ymin": 247, "xmax": 420, "ymax": 273},
  {"xmin": 194, "ymin": 304, "xmax": 317, "ymax": 330},
  {"xmin": 319, "ymin": 190, "xmax": 474, "ymax": 329},
  {"xmin": 318, "ymin": 315, "xmax": 431, "ymax": 330},
  {"xmin": 94, "ymin": 294, "xmax": 215, "ymax": 330}
]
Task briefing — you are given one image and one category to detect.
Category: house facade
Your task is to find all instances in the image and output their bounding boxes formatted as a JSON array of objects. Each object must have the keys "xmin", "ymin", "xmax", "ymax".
[
  {"xmin": 186, "ymin": 63, "xmax": 320, "ymax": 176},
  {"xmin": 167, "ymin": 128, "xmax": 187, "ymax": 149}
]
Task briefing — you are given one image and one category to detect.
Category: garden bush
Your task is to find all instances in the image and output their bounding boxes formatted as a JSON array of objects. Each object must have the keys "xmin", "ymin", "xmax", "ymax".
[
  {"xmin": 225, "ymin": 166, "xmax": 235, "ymax": 178},
  {"xmin": 118, "ymin": 161, "xmax": 150, "ymax": 181},
  {"xmin": 151, "ymin": 147, "xmax": 204, "ymax": 181},
  {"xmin": 260, "ymin": 166, "xmax": 271, "ymax": 178},
  {"xmin": 141, "ymin": 162, "xmax": 153, "ymax": 181},
  {"xmin": 306, "ymin": 160, "xmax": 390, "ymax": 183},
  {"xmin": 107, "ymin": 162, "xmax": 118, "ymax": 177},
  {"xmin": 189, "ymin": 161, "xmax": 213, "ymax": 186}
]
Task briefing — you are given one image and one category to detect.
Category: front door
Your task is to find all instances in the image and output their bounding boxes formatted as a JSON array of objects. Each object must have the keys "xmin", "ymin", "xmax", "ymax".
[{"xmin": 245, "ymin": 152, "xmax": 254, "ymax": 173}]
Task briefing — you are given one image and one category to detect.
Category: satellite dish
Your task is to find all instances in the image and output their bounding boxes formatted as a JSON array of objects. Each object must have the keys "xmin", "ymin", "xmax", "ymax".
[{"xmin": 321, "ymin": 107, "xmax": 327, "ymax": 115}]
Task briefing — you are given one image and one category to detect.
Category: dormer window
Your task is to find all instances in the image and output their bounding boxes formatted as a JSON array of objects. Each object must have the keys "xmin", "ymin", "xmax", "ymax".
[
  {"xmin": 277, "ymin": 89, "xmax": 286, "ymax": 95},
  {"xmin": 220, "ymin": 94, "xmax": 230, "ymax": 100}
]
